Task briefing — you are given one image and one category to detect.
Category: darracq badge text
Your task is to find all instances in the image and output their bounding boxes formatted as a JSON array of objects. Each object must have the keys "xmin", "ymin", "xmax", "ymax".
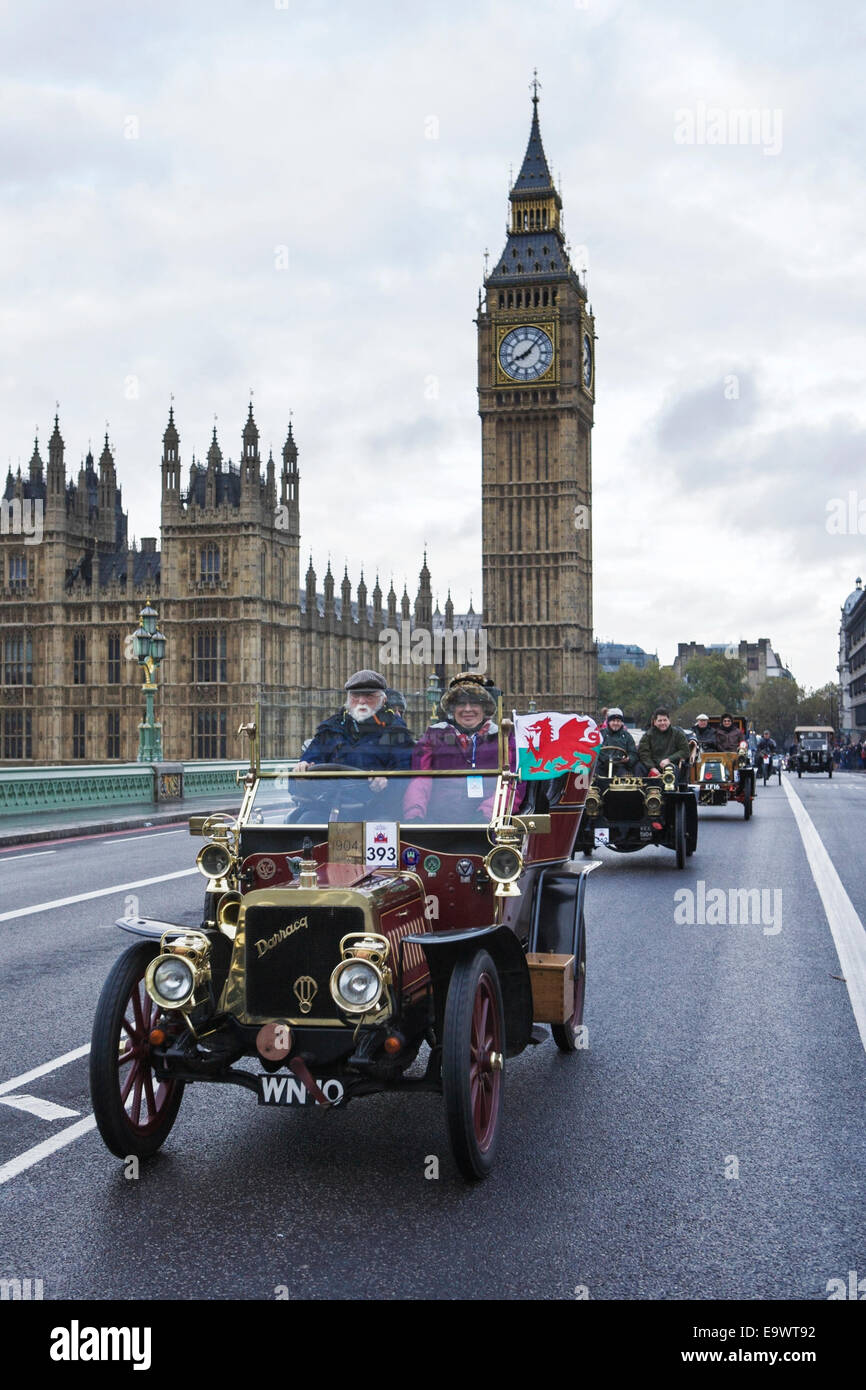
[{"xmin": 254, "ymin": 915, "xmax": 310, "ymax": 959}]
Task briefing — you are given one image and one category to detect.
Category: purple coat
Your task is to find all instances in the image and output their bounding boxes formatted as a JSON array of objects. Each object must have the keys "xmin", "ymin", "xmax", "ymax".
[{"xmin": 402, "ymin": 720, "xmax": 522, "ymax": 821}]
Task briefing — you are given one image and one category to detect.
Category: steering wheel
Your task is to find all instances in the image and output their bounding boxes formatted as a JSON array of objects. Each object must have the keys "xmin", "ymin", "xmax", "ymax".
[
  {"xmin": 595, "ymin": 744, "xmax": 630, "ymax": 775},
  {"xmin": 285, "ymin": 761, "xmax": 379, "ymax": 822}
]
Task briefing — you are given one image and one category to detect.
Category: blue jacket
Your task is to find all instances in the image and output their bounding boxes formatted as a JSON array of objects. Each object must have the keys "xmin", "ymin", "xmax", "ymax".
[{"xmin": 302, "ymin": 709, "xmax": 414, "ymax": 772}]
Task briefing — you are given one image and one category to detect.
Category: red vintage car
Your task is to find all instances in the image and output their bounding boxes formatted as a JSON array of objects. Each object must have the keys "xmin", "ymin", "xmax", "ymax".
[{"xmin": 89, "ymin": 706, "xmax": 599, "ymax": 1180}]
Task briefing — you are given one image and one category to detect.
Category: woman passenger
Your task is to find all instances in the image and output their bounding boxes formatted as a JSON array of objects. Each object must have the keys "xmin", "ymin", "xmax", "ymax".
[{"xmin": 403, "ymin": 673, "xmax": 522, "ymax": 822}]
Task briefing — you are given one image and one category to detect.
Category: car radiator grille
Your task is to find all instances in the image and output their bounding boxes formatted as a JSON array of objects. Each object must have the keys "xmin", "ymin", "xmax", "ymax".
[
  {"xmin": 602, "ymin": 789, "xmax": 646, "ymax": 820},
  {"xmin": 244, "ymin": 904, "xmax": 366, "ymax": 1020}
]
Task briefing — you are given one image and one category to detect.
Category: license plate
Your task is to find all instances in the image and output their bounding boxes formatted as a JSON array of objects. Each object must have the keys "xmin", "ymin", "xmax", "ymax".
[{"xmin": 257, "ymin": 1073, "xmax": 346, "ymax": 1106}]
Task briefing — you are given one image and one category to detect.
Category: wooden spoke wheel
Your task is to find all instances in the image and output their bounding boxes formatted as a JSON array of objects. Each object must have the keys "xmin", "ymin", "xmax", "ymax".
[
  {"xmin": 552, "ymin": 911, "xmax": 587, "ymax": 1053},
  {"xmin": 442, "ymin": 950, "xmax": 505, "ymax": 1180},
  {"xmin": 90, "ymin": 942, "xmax": 185, "ymax": 1159}
]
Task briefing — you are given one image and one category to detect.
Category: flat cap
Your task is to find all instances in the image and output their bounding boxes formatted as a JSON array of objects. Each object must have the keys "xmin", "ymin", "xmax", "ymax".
[{"xmin": 344, "ymin": 669, "xmax": 388, "ymax": 693}]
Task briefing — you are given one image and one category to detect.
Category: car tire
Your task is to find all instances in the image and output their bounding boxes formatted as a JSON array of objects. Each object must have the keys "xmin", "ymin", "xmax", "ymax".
[
  {"xmin": 442, "ymin": 950, "xmax": 504, "ymax": 1180},
  {"xmin": 90, "ymin": 941, "xmax": 185, "ymax": 1160},
  {"xmin": 552, "ymin": 911, "xmax": 587, "ymax": 1053},
  {"xmin": 675, "ymin": 800, "xmax": 686, "ymax": 868},
  {"xmin": 743, "ymin": 785, "xmax": 753, "ymax": 820},
  {"xmin": 828, "ymin": 768, "xmax": 833, "ymax": 779}
]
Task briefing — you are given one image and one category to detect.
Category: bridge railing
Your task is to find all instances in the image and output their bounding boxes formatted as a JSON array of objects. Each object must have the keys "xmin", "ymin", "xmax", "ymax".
[{"xmin": 0, "ymin": 760, "xmax": 293, "ymax": 818}]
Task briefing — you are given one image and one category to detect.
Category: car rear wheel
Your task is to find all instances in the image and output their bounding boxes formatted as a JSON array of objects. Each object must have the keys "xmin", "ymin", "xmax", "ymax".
[
  {"xmin": 675, "ymin": 800, "xmax": 686, "ymax": 868},
  {"xmin": 552, "ymin": 911, "xmax": 587, "ymax": 1053},
  {"xmin": 90, "ymin": 942, "xmax": 185, "ymax": 1159},
  {"xmin": 743, "ymin": 785, "xmax": 753, "ymax": 819},
  {"xmin": 442, "ymin": 950, "xmax": 504, "ymax": 1180}
]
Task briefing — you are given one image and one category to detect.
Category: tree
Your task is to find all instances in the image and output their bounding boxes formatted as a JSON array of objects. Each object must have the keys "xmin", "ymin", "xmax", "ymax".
[
  {"xmin": 682, "ymin": 654, "xmax": 749, "ymax": 712},
  {"xmin": 797, "ymin": 683, "xmax": 840, "ymax": 730},
  {"xmin": 746, "ymin": 679, "xmax": 800, "ymax": 746},
  {"xmin": 675, "ymin": 694, "xmax": 724, "ymax": 727},
  {"xmin": 597, "ymin": 661, "xmax": 687, "ymax": 726}
]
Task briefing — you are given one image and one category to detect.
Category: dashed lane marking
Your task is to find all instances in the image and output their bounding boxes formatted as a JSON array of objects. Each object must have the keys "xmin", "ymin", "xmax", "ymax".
[
  {"xmin": 0, "ymin": 1044, "xmax": 90, "ymax": 1096},
  {"xmin": 783, "ymin": 777, "xmax": 866, "ymax": 1055},
  {"xmin": 0, "ymin": 850, "xmax": 57, "ymax": 861},
  {"xmin": 0, "ymin": 1094, "xmax": 80, "ymax": 1120},
  {"xmin": 0, "ymin": 867, "xmax": 198, "ymax": 924},
  {"xmin": 0, "ymin": 1116, "xmax": 97, "ymax": 1185}
]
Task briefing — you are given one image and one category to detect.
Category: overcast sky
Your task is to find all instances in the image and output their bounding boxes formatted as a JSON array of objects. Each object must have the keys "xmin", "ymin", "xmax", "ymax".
[{"xmin": 2, "ymin": 0, "xmax": 864, "ymax": 689}]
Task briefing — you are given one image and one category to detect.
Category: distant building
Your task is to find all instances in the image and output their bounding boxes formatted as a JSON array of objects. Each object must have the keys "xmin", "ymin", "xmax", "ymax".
[
  {"xmin": 597, "ymin": 641, "xmax": 656, "ymax": 672},
  {"xmin": 839, "ymin": 577, "xmax": 866, "ymax": 734},
  {"xmin": 673, "ymin": 639, "xmax": 793, "ymax": 691}
]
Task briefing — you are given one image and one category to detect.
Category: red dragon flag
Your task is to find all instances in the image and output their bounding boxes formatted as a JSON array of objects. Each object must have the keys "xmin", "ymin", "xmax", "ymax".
[{"xmin": 513, "ymin": 712, "xmax": 602, "ymax": 780}]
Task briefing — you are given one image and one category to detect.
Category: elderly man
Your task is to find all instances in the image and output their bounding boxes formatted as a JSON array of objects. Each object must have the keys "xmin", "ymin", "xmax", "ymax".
[
  {"xmin": 297, "ymin": 670, "xmax": 414, "ymax": 783},
  {"xmin": 690, "ymin": 714, "xmax": 719, "ymax": 751},
  {"xmin": 638, "ymin": 707, "xmax": 690, "ymax": 778}
]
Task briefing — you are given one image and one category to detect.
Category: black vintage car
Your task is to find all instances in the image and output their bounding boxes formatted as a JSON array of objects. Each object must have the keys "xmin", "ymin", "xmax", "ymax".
[
  {"xmin": 574, "ymin": 744, "xmax": 698, "ymax": 868},
  {"xmin": 89, "ymin": 705, "xmax": 601, "ymax": 1180},
  {"xmin": 793, "ymin": 725, "xmax": 834, "ymax": 778}
]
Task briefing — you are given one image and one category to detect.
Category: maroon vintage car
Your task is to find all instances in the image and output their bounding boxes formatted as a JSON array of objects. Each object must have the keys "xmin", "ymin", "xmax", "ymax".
[{"xmin": 89, "ymin": 708, "xmax": 599, "ymax": 1180}]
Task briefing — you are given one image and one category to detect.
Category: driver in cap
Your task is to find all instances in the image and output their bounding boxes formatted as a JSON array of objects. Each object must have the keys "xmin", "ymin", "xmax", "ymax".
[
  {"xmin": 599, "ymin": 708, "xmax": 645, "ymax": 776},
  {"xmin": 297, "ymin": 670, "xmax": 414, "ymax": 782}
]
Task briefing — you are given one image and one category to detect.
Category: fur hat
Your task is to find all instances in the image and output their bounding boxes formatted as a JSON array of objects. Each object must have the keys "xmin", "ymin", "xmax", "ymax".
[{"xmin": 440, "ymin": 672, "xmax": 496, "ymax": 718}]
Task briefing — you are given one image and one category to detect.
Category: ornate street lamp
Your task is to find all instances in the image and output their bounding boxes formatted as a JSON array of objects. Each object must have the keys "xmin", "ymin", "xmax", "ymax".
[
  {"xmin": 133, "ymin": 597, "xmax": 167, "ymax": 762},
  {"xmin": 426, "ymin": 671, "xmax": 442, "ymax": 722}
]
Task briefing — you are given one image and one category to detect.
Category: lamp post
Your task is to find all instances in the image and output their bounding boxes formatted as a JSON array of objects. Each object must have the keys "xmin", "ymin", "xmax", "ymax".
[
  {"xmin": 133, "ymin": 597, "xmax": 167, "ymax": 762},
  {"xmin": 426, "ymin": 671, "xmax": 442, "ymax": 723}
]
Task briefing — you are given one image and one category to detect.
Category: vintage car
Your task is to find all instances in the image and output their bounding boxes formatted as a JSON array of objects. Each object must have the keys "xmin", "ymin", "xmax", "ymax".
[
  {"xmin": 687, "ymin": 716, "xmax": 756, "ymax": 819},
  {"xmin": 89, "ymin": 706, "xmax": 599, "ymax": 1181},
  {"xmin": 793, "ymin": 726, "xmax": 834, "ymax": 778},
  {"xmin": 573, "ymin": 743, "xmax": 698, "ymax": 868}
]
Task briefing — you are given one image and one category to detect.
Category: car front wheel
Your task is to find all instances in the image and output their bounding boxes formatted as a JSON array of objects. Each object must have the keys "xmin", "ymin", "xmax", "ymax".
[
  {"xmin": 90, "ymin": 942, "xmax": 185, "ymax": 1159},
  {"xmin": 442, "ymin": 950, "xmax": 504, "ymax": 1180}
]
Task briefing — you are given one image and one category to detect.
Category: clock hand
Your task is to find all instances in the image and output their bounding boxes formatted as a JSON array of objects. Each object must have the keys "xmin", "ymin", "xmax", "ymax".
[{"xmin": 514, "ymin": 343, "xmax": 535, "ymax": 361}]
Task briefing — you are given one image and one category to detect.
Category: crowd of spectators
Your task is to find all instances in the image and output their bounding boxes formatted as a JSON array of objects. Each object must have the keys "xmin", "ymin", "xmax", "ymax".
[{"xmin": 833, "ymin": 738, "xmax": 866, "ymax": 770}]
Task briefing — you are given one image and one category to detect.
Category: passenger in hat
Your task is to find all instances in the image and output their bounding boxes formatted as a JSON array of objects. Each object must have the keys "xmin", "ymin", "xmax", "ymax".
[
  {"xmin": 297, "ymin": 670, "xmax": 414, "ymax": 785},
  {"xmin": 598, "ymin": 708, "xmax": 645, "ymax": 776},
  {"xmin": 403, "ymin": 672, "xmax": 523, "ymax": 821},
  {"xmin": 689, "ymin": 714, "xmax": 719, "ymax": 752}
]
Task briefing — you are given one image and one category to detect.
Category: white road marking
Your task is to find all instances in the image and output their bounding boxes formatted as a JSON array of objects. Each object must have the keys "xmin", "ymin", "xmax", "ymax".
[
  {"xmin": 783, "ymin": 778, "xmax": 866, "ymax": 1054},
  {"xmin": 0, "ymin": 1044, "xmax": 91, "ymax": 1096},
  {"xmin": 0, "ymin": 1094, "xmax": 80, "ymax": 1120},
  {"xmin": 0, "ymin": 867, "xmax": 198, "ymax": 924},
  {"xmin": 0, "ymin": 1116, "xmax": 97, "ymax": 1185},
  {"xmin": 0, "ymin": 850, "xmax": 57, "ymax": 861},
  {"xmin": 113, "ymin": 830, "xmax": 185, "ymax": 843}
]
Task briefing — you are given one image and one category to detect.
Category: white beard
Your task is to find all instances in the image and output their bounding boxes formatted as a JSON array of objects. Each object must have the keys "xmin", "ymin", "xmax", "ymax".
[{"xmin": 347, "ymin": 701, "xmax": 377, "ymax": 721}]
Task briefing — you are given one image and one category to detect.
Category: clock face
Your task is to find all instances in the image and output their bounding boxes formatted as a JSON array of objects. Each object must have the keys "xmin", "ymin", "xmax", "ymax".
[
  {"xmin": 582, "ymin": 332, "xmax": 593, "ymax": 389},
  {"xmin": 498, "ymin": 325, "xmax": 554, "ymax": 382}
]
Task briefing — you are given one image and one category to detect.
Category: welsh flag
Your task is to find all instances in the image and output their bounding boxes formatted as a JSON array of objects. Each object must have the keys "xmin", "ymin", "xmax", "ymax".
[{"xmin": 513, "ymin": 712, "xmax": 602, "ymax": 780}]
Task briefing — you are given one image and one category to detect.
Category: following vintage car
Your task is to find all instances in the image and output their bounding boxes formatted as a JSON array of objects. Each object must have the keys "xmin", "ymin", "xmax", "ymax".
[
  {"xmin": 687, "ymin": 715, "xmax": 756, "ymax": 819},
  {"xmin": 793, "ymin": 726, "xmax": 834, "ymax": 778},
  {"xmin": 89, "ymin": 704, "xmax": 600, "ymax": 1180},
  {"xmin": 574, "ymin": 742, "xmax": 698, "ymax": 868}
]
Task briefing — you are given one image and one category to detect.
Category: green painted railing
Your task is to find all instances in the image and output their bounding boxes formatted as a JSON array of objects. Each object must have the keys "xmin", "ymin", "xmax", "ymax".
[{"xmin": 0, "ymin": 760, "xmax": 289, "ymax": 817}]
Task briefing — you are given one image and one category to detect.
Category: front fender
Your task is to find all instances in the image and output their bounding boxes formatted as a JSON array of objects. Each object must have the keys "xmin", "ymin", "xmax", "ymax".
[{"xmin": 403, "ymin": 924, "xmax": 533, "ymax": 1056}]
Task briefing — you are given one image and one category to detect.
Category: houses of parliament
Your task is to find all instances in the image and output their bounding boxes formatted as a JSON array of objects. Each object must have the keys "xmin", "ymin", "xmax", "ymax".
[{"xmin": 0, "ymin": 91, "xmax": 596, "ymax": 765}]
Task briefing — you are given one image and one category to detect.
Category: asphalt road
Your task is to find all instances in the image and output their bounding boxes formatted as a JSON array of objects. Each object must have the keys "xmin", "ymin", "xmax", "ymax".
[{"xmin": 1, "ymin": 778, "xmax": 864, "ymax": 1301}]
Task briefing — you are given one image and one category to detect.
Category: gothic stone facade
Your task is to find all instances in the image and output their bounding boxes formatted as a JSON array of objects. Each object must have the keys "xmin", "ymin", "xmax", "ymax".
[{"xmin": 0, "ymin": 406, "xmax": 472, "ymax": 764}]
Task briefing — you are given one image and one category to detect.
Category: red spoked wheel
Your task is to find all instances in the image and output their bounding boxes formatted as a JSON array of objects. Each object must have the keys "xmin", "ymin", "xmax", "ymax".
[
  {"xmin": 552, "ymin": 911, "xmax": 587, "ymax": 1053},
  {"xmin": 442, "ymin": 950, "xmax": 505, "ymax": 1180},
  {"xmin": 90, "ymin": 942, "xmax": 185, "ymax": 1159}
]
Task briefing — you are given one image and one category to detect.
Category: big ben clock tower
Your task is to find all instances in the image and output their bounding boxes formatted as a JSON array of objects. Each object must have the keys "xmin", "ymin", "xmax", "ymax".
[{"xmin": 478, "ymin": 82, "xmax": 595, "ymax": 713}]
